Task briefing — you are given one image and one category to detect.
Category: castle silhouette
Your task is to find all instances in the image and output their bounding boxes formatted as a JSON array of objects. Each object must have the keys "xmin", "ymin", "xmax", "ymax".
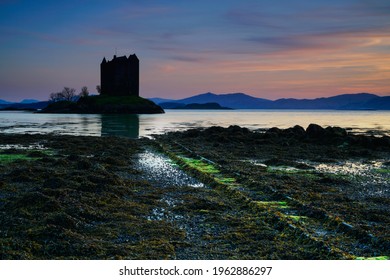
[{"xmin": 100, "ymin": 54, "xmax": 139, "ymax": 97}]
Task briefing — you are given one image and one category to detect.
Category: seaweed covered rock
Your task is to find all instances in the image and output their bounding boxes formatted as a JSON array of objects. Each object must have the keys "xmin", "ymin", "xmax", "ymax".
[
  {"xmin": 226, "ymin": 125, "xmax": 250, "ymax": 135},
  {"xmin": 305, "ymin": 124, "xmax": 349, "ymax": 145},
  {"xmin": 306, "ymin": 123, "xmax": 326, "ymax": 138},
  {"xmin": 325, "ymin": 126, "xmax": 347, "ymax": 137},
  {"xmin": 288, "ymin": 125, "xmax": 306, "ymax": 137},
  {"xmin": 204, "ymin": 126, "xmax": 226, "ymax": 135}
]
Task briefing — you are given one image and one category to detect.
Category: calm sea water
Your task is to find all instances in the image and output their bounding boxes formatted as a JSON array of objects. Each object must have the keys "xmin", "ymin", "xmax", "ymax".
[{"xmin": 0, "ymin": 110, "xmax": 389, "ymax": 138}]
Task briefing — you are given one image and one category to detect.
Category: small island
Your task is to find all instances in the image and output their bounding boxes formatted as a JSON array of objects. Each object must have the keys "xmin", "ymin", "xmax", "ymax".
[
  {"xmin": 40, "ymin": 95, "xmax": 164, "ymax": 114},
  {"xmin": 40, "ymin": 54, "xmax": 164, "ymax": 114}
]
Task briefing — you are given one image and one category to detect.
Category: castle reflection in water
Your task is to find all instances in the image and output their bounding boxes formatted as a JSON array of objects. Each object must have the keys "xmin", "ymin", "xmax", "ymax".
[{"xmin": 100, "ymin": 114, "xmax": 139, "ymax": 138}]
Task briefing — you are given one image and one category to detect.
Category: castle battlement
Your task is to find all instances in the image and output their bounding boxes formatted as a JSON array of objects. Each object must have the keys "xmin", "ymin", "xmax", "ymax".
[{"xmin": 100, "ymin": 54, "xmax": 139, "ymax": 97}]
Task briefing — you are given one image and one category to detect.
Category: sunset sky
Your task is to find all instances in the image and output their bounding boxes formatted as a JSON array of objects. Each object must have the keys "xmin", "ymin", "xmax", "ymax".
[{"xmin": 1, "ymin": 0, "xmax": 389, "ymax": 102}]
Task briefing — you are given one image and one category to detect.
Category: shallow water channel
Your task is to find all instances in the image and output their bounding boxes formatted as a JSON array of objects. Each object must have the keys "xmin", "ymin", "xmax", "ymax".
[
  {"xmin": 132, "ymin": 149, "xmax": 206, "ymax": 223},
  {"xmin": 134, "ymin": 150, "xmax": 205, "ymax": 188}
]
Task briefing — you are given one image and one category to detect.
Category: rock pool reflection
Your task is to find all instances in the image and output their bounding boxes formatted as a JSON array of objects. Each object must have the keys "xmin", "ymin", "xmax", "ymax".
[{"xmin": 100, "ymin": 114, "xmax": 139, "ymax": 138}]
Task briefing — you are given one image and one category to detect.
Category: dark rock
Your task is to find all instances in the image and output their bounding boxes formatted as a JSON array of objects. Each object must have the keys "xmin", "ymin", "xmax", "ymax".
[
  {"xmin": 227, "ymin": 125, "xmax": 250, "ymax": 135},
  {"xmin": 348, "ymin": 148, "xmax": 372, "ymax": 157},
  {"xmin": 325, "ymin": 126, "xmax": 347, "ymax": 137},
  {"xmin": 264, "ymin": 127, "xmax": 282, "ymax": 139},
  {"xmin": 285, "ymin": 125, "xmax": 306, "ymax": 138},
  {"xmin": 67, "ymin": 154, "xmax": 80, "ymax": 161},
  {"xmin": 215, "ymin": 135, "xmax": 229, "ymax": 143},
  {"xmin": 264, "ymin": 158, "xmax": 294, "ymax": 166},
  {"xmin": 306, "ymin": 124, "xmax": 326, "ymax": 138},
  {"xmin": 13, "ymin": 191, "xmax": 53, "ymax": 208},
  {"xmin": 183, "ymin": 129, "xmax": 201, "ymax": 138},
  {"xmin": 360, "ymin": 136, "xmax": 375, "ymax": 148},
  {"xmin": 266, "ymin": 127, "xmax": 282, "ymax": 134},
  {"xmin": 292, "ymin": 125, "xmax": 306, "ymax": 135},
  {"xmin": 27, "ymin": 151, "xmax": 47, "ymax": 158},
  {"xmin": 377, "ymin": 136, "xmax": 390, "ymax": 147},
  {"xmin": 346, "ymin": 135, "xmax": 359, "ymax": 145},
  {"xmin": 46, "ymin": 212, "xmax": 77, "ymax": 229},
  {"xmin": 101, "ymin": 156, "xmax": 127, "ymax": 166},
  {"xmin": 8, "ymin": 168, "xmax": 37, "ymax": 182},
  {"xmin": 295, "ymin": 163, "xmax": 315, "ymax": 170},
  {"xmin": 204, "ymin": 126, "xmax": 225, "ymax": 135},
  {"xmin": 77, "ymin": 159, "xmax": 93, "ymax": 169},
  {"xmin": 43, "ymin": 177, "xmax": 67, "ymax": 189},
  {"xmin": 53, "ymin": 158, "xmax": 70, "ymax": 167},
  {"xmin": 1, "ymin": 148, "xmax": 20, "ymax": 155}
]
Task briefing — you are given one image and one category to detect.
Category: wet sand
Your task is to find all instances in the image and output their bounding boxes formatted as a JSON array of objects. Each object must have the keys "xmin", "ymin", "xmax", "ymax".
[{"xmin": 0, "ymin": 125, "xmax": 389, "ymax": 259}]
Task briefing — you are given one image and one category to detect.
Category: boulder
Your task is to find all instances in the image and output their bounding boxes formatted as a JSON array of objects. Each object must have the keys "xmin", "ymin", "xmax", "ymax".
[
  {"xmin": 264, "ymin": 127, "xmax": 282, "ymax": 139},
  {"xmin": 325, "ymin": 126, "xmax": 347, "ymax": 137},
  {"xmin": 267, "ymin": 127, "xmax": 282, "ymax": 134},
  {"xmin": 227, "ymin": 125, "xmax": 250, "ymax": 135},
  {"xmin": 286, "ymin": 125, "xmax": 306, "ymax": 137},
  {"xmin": 306, "ymin": 124, "xmax": 326, "ymax": 138}
]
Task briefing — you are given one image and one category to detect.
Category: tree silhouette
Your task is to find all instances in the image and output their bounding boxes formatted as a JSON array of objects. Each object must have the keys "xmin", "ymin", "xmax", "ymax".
[
  {"xmin": 48, "ymin": 87, "xmax": 76, "ymax": 102},
  {"xmin": 62, "ymin": 87, "xmax": 76, "ymax": 101},
  {"xmin": 79, "ymin": 86, "xmax": 89, "ymax": 97},
  {"xmin": 49, "ymin": 92, "xmax": 63, "ymax": 102}
]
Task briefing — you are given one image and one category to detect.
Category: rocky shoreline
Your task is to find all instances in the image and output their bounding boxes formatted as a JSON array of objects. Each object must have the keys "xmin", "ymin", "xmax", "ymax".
[{"xmin": 0, "ymin": 124, "xmax": 389, "ymax": 259}]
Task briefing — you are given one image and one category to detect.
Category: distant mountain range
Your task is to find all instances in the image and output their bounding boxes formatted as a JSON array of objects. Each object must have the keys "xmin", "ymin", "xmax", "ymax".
[
  {"xmin": 171, "ymin": 102, "xmax": 232, "ymax": 110},
  {"xmin": 0, "ymin": 99, "xmax": 40, "ymax": 104},
  {"xmin": 150, "ymin": 92, "xmax": 390, "ymax": 110},
  {"xmin": 1, "ymin": 92, "xmax": 389, "ymax": 111},
  {"xmin": 0, "ymin": 99, "xmax": 13, "ymax": 105},
  {"xmin": 0, "ymin": 100, "xmax": 49, "ymax": 110},
  {"xmin": 20, "ymin": 99, "xmax": 40, "ymax": 104}
]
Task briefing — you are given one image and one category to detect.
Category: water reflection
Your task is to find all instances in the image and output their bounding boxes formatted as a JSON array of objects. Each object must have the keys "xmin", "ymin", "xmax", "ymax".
[
  {"xmin": 1, "ymin": 110, "xmax": 390, "ymax": 137},
  {"xmin": 100, "ymin": 114, "xmax": 139, "ymax": 138}
]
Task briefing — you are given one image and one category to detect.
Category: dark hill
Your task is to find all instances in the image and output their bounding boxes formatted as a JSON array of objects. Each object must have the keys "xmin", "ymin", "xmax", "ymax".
[
  {"xmin": 151, "ymin": 92, "xmax": 390, "ymax": 110},
  {"xmin": 148, "ymin": 97, "xmax": 175, "ymax": 104},
  {"xmin": 176, "ymin": 92, "xmax": 272, "ymax": 109},
  {"xmin": 171, "ymin": 102, "xmax": 233, "ymax": 110},
  {"xmin": 0, "ymin": 99, "xmax": 12, "ymax": 105},
  {"xmin": 20, "ymin": 99, "xmax": 40, "ymax": 104},
  {"xmin": 159, "ymin": 102, "xmax": 186, "ymax": 109},
  {"xmin": 361, "ymin": 96, "xmax": 390, "ymax": 110},
  {"xmin": 272, "ymin": 93, "xmax": 379, "ymax": 109},
  {"xmin": 0, "ymin": 101, "xmax": 49, "ymax": 111}
]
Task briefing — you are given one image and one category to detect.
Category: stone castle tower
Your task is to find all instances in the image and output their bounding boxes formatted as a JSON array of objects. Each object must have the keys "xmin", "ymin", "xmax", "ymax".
[{"xmin": 100, "ymin": 54, "xmax": 139, "ymax": 97}]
